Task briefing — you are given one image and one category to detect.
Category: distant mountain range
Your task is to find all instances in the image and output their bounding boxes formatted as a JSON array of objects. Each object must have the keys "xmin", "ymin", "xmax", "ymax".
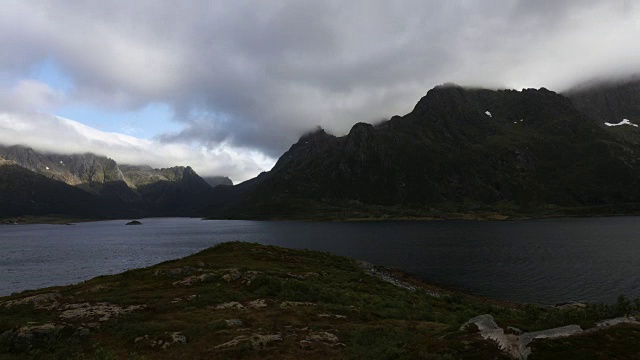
[
  {"xmin": 0, "ymin": 145, "xmax": 232, "ymax": 220},
  {"xmin": 2, "ymin": 77, "xmax": 640, "ymax": 221},
  {"xmin": 208, "ymin": 78, "xmax": 640, "ymax": 219}
]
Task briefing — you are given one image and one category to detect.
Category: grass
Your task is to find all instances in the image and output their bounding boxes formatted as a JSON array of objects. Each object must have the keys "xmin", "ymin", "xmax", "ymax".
[{"xmin": 1, "ymin": 242, "xmax": 639, "ymax": 359}]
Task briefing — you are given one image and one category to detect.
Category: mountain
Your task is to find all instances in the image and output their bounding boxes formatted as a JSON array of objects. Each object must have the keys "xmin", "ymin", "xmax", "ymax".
[
  {"xmin": 0, "ymin": 145, "xmax": 223, "ymax": 219},
  {"xmin": 564, "ymin": 77, "xmax": 640, "ymax": 145},
  {"xmin": 210, "ymin": 84, "xmax": 640, "ymax": 219},
  {"xmin": 0, "ymin": 145, "xmax": 140, "ymax": 203},
  {"xmin": 120, "ymin": 165, "xmax": 216, "ymax": 216},
  {"xmin": 202, "ymin": 176, "xmax": 233, "ymax": 188},
  {"xmin": 5, "ymin": 81, "xmax": 640, "ymax": 221},
  {"xmin": 0, "ymin": 161, "xmax": 129, "ymax": 219}
]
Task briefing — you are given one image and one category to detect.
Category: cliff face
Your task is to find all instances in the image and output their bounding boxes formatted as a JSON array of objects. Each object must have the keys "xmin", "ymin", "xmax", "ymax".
[
  {"xmin": 212, "ymin": 84, "xmax": 640, "ymax": 219},
  {"xmin": 0, "ymin": 146, "xmax": 125, "ymax": 185}
]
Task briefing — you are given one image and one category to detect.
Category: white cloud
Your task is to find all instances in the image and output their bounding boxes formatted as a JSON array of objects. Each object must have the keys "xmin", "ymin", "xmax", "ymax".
[
  {"xmin": 0, "ymin": 80, "xmax": 63, "ymax": 112},
  {"xmin": 1, "ymin": 1, "xmax": 640, "ymax": 167},
  {"xmin": 0, "ymin": 111, "xmax": 274, "ymax": 183}
]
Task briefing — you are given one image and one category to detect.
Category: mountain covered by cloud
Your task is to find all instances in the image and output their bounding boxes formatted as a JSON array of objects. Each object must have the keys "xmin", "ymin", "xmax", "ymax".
[
  {"xmin": 1, "ymin": 1, "xmax": 640, "ymax": 181},
  {"xmin": 0, "ymin": 111, "xmax": 272, "ymax": 182}
]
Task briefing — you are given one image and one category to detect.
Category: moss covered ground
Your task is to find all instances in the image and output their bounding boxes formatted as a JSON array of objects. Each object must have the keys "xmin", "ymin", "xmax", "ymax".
[{"xmin": 1, "ymin": 242, "xmax": 638, "ymax": 359}]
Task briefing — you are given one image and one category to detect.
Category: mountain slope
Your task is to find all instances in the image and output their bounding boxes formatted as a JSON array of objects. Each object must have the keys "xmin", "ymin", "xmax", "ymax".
[
  {"xmin": 0, "ymin": 146, "xmax": 221, "ymax": 218},
  {"xmin": 565, "ymin": 77, "xmax": 640, "ymax": 145},
  {"xmin": 0, "ymin": 162, "xmax": 130, "ymax": 219},
  {"xmin": 211, "ymin": 84, "xmax": 640, "ymax": 219},
  {"xmin": 202, "ymin": 176, "xmax": 233, "ymax": 188},
  {"xmin": 121, "ymin": 165, "xmax": 217, "ymax": 216}
]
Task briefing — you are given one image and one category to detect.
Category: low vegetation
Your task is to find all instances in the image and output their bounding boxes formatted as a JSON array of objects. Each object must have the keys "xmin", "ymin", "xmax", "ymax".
[{"xmin": 1, "ymin": 242, "xmax": 638, "ymax": 359}]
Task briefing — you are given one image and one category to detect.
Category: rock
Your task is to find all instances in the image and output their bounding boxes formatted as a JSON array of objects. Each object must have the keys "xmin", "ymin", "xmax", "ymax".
[
  {"xmin": 460, "ymin": 314, "xmax": 499, "ymax": 332},
  {"xmin": 59, "ymin": 302, "xmax": 145, "ymax": 322},
  {"xmin": 462, "ymin": 314, "xmax": 584, "ymax": 359},
  {"xmin": 1, "ymin": 323, "xmax": 67, "ymax": 349},
  {"xmin": 215, "ymin": 335, "xmax": 248, "ymax": 349},
  {"xmin": 595, "ymin": 316, "xmax": 640, "ymax": 328},
  {"xmin": 125, "ymin": 220, "xmax": 142, "ymax": 225},
  {"xmin": 280, "ymin": 301, "xmax": 317, "ymax": 308},
  {"xmin": 169, "ymin": 332, "xmax": 187, "ymax": 345},
  {"xmin": 287, "ymin": 272, "xmax": 320, "ymax": 279},
  {"xmin": 300, "ymin": 331, "xmax": 345, "ymax": 348},
  {"xmin": 86, "ymin": 284, "xmax": 111, "ymax": 293},
  {"xmin": 249, "ymin": 334, "xmax": 282, "ymax": 349},
  {"xmin": 225, "ymin": 319, "xmax": 244, "ymax": 327},
  {"xmin": 518, "ymin": 326, "xmax": 583, "ymax": 359},
  {"xmin": 318, "ymin": 313, "xmax": 347, "ymax": 319},
  {"xmin": 506, "ymin": 326, "xmax": 523, "ymax": 335},
  {"xmin": 212, "ymin": 302, "xmax": 245, "ymax": 310},
  {"xmin": 134, "ymin": 332, "xmax": 186, "ymax": 349},
  {"xmin": 214, "ymin": 333, "xmax": 282, "ymax": 350},
  {"xmin": 555, "ymin": 302, "xmax": 587, "ymax": 309},
  {"xmin": 247, "ymin": 299, "xmax": 267, "ymax": 308},
  {"xmin": 357, "ymin": 260, "xmax": 418, "ymax": 292},
  {"xmin": 197, "ymin": 273, "xmax": 217, "ymax": 282},
  {"xmin": 306, "ymin": 331, "xmax": 339, "ymax": 344},
  {"xmin": 172, "ymin": 271, "xmax": 216, "ymax": 286},
  {"xmin": 154, "ymin": 267, "xmax": 196, "ymax": 277},
  {"xmin": 1, "ymin": 292, "xmax": 62, "ymax": 310},
  {"xmin": 222, "ymin": 272, "xmax": 241, "ymax": 282}
]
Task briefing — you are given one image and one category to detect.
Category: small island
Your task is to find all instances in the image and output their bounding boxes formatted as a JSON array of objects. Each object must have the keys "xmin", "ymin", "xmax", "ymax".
[{"xmin": 125, "ymin": 220, "xmax": 142, "ymax": 225}]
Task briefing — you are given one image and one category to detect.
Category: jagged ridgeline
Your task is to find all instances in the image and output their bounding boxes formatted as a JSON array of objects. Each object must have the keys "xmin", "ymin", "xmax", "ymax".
[
  {"xmin": 209, "ymin": 83, "xmax": 640, "ymax": 219},
  {"xmin": 3, "ymin": 81, "xmax": 640, "ymax": 221},
  {"xmin": 0, "ymin": 145, "xmax": 231, "ymax": 219}
]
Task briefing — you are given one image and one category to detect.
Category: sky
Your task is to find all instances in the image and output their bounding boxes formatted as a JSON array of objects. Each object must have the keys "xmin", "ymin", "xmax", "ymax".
[{"xmin": 1, "ymin": 1, "xmax": 639, "ymax": 183}]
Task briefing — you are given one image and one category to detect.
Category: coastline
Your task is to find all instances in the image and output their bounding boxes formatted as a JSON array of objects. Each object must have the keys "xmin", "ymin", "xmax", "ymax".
[
  {"xmin": 2, "ymin": 242, "xmax": 639, "ymax": 359},
  {"xmin": 4, "ymin": 199, "xmax": 640, "ymax": 225}
]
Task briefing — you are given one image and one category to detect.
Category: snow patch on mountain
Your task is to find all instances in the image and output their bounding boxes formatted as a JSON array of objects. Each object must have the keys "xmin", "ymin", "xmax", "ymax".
[{"xmin": 604, "ymin": 119, "xmax": 638, "ymax": 127}]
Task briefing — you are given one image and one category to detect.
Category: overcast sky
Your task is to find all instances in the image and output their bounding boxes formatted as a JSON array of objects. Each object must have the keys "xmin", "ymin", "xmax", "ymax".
[{"xmin": 1, "ymin": 1, "xmax": 639, "ymax": 182}]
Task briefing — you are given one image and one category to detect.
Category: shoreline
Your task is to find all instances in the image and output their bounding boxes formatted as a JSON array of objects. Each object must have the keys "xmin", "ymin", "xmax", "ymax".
[
  {"xmin": 1, "ymin": 242, "xmax": 638, "ymax": 359},
  {"xmin": 3, "ymin": 207, "xmax": 640, "ymax": 225}
]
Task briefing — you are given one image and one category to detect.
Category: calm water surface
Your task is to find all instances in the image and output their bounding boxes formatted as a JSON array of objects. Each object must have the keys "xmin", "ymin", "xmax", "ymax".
[{"xmin": 1, "ymin": 217, "xmax": 639, "ymax": 304}]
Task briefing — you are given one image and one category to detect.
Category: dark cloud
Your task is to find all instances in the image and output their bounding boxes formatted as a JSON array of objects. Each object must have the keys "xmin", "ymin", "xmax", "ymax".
[{"xmin": 2, "ymin": 0, "xmax": 640, "ymax": 162}]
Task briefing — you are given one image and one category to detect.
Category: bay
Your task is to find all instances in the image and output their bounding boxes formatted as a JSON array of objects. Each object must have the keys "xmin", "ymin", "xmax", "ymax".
[{"xmin": 1, "ymin": 217, "xmax": 639, "ymax": 304}]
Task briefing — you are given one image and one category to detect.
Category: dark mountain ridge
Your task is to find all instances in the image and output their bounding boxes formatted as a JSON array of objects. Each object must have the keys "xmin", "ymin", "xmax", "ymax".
[
  {"xmin": 0, "ymin": 145, "xmax": 226, "ymax": 219},
  {"xmin": 209, "ymin": 84, "xmax": 640, "ymax": 219},
  {"xmin": 202, "ymin": 176, "xmax": 233, "ymax": 188},
  {"xmin": 4, "ymin": 80, "xmax": 640, "ymax": 221},
  {"xmin": 565, "ymin": 77, "xmax": 640, "ymax": 145}
]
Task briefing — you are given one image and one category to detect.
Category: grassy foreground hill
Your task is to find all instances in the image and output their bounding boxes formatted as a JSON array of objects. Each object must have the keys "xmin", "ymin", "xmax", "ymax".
[{"xmin": 1, "ymin": 242, "xmax": 639, "ymax": 359}]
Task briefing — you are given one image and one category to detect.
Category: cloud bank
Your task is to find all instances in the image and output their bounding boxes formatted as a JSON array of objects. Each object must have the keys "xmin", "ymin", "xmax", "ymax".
[
  {"xmin": 1, "ymin": 1, "xmax": 640, "ymax": 178},
  {"xmin": 0, "ymin": 111, "xmax": 272, "ymax": 183}
]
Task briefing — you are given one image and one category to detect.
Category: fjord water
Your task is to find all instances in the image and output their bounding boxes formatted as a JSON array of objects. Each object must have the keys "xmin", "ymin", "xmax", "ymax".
[{"xmin": 1, "ymin": 217, "xmax": 639, "ymax": 304}]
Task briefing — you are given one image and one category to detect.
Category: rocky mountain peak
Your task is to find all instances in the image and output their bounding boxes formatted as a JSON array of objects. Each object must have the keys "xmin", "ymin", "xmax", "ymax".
[
  {"xmin": 298, "ymin": 127, "xmax": 334, "ymax": 143},
  {"xmin": 203, "ymin": 176, "xmax": 233, "ymax": 188}
]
